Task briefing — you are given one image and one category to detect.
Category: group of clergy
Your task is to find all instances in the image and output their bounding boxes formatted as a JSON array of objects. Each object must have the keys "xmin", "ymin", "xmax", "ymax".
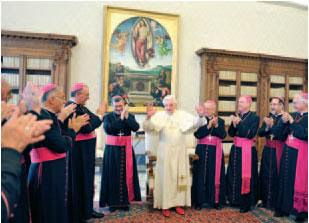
[
  {"xmin": 1, "ymin": 77, "xmax": 307, "ymax": 223},
  {"xmin": 142, "ymin": 94, "xmax": 307, "ymax": 222},
  {"xmin": 1, "ymin": 80, "xmax": 107, "ymax": 223}
]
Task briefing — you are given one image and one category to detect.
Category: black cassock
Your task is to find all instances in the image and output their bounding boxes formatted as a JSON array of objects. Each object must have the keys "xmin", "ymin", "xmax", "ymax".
[
  {"xmin": 1, "ymin": 148, "xmax": 22, "ymax": 223},
  {"xmin": 11, "ymin": 145, "xmax": 32, "ymax": 223},
  {"xmin": 99, "ymin": 112, "xmax": 141, "ymax": 209},
  {"xmin": 28, "ymin": 109, "xmax": 75, "ymax": 223},
  {"xmin": 272, "ymin": 112, "xmax": 308, "ymax": 216},
  {"xmin": 192, "ymin": 117, "xmax": 227, "ymax": 208},
  {"xmin": 226, "ymin": 111, "xmax": 259, "ymax": 208},
  {"xmin": 65, "ymin": 101, "xmax": 102, "ymax": 222},
  {"xmin": 258, "ymin": 113, "xmax": 283, "ymax": 209},
  {"xmin": 1, "ymin": 119, "xmax": 31, "ymax": 223}
]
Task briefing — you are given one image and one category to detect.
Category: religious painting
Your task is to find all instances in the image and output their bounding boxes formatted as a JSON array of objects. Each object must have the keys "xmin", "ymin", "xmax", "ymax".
[{"xmin": 103, "ymin": 6, "xmax": 179, "ymax": 113}]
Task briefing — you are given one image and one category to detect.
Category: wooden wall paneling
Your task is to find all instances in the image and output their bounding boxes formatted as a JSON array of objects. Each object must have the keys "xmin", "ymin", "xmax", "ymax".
[
  {"xmin": 196, "ymin": 48, "xmax": 308, "ymax": 160},
  {"xmin": 207, "ymin": 55, "xmax": 217, "ymax": 100},
  {"xmin": 199, "ymin": 54, "xmax": 207, "ymax": 102},
  {"xmin": 258, "ymin": 59, "xmax": 270, "ymax": 158},
  {"xmin": 1, "ymin": 30, "xmax": 77, "ymax": 98},
  {"xmin": 20, "ymin": 55, "xmax": 26, "ymax": 91}
]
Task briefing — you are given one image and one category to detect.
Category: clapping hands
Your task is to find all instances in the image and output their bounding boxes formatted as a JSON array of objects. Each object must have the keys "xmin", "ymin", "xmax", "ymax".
[
  {"xmin": 264, "ymin": 117, "xmax": 274, "ymax": 128},
  {"xmin": 146, "ymin": 103, "xmax": 156, "ymax": 120},
  {"xmin": 68, "ymin": 113, "xmax": 89, "ymax": 133},
  {"xmin": 195, "ymin": 104, "xmax": 205, "ymax": 117},
  {"xmin": 282, "ymin": 112, "xmax": 294, "ymax": 123},
  {"xmin": 208, "ymin": 116, "xmax": 219, "ymax": 129},
  {"xmin": 58, "ymin": 103, "xmax": 77, "ymax": 122},
  {"xmin": 230, "ymin": 115, "xmax": 241, "ymax": 127},
  {"xmin": 120, "ymin": 105, "xmax": 129, "ymax": 120}
]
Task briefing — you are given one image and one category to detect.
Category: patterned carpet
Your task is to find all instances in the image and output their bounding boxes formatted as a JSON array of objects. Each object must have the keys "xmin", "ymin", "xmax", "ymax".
[{"xmin": 94, "ymin": 203, "xmax": 299, "ymax": 223}]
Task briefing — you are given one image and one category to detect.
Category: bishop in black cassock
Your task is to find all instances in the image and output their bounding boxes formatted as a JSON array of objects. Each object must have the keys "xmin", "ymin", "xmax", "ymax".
[
  {"xmin": 192, "ymin": 100, "xmax": 227, "ymax": 210},
  {"xmin": 226, "ymin": 95, "xmax": 259, "ymax": 213},
  {"xmin": 28, "ymin": 84, "xmax": 81, "ymax": 223},
  {"xmin": 99, "ymin": 96, "xmax": 141, "ymax": 212},
  {"xmin": 258, "ymin": 97, "xmax": 285, "ymax": 210},
  {"xmin": 65, "ymin": 83, "xmax": 105, "ymax": 222},
  {"xmin": 272, "ymin": 93, "xmax": 308, "ymax": 222}
]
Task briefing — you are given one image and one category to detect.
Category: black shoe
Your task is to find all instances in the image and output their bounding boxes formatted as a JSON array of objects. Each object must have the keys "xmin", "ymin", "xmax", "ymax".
[
  {"xmin": 257, "ymin": 203, "xmax": 266, "ymax": 208},
  {"xmin": 194, "ymin": 204, "xmax": 202, "ymax": 210},
  {"xmin": 120, "ymin": 206, "xmax": 130, "ymax": 212},
  {"xmin": 274, "ymin": 211, "xmax": 284, "ymax": 217},
  {"xmin": 214, "ymin": 203, "xmax": 221, "ymax": 210},
  {"xmin": 239, "ymin": 206, "xmax": 251, "ymax": 213},
  {"xmin": 92, "ymin": 210, "xmax": 104, "ymax": 218},
  {"xmin": 295, "ymin": 216, "xmax": 305, "ymax": 222}
]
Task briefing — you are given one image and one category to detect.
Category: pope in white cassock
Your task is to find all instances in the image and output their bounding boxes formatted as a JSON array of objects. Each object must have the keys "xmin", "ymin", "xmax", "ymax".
[{"xmin": 143, "ymin": 95, "xmax": 206, "ymax": 217}]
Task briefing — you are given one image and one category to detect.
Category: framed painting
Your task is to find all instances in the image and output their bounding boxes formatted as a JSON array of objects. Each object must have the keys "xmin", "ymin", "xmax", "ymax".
[{"xmin": 102, "ymin": 6, "xmax": 180, "ymax": 113}]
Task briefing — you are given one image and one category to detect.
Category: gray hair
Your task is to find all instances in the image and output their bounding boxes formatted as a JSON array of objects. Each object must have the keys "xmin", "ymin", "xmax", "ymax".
[
  {"xmin": 41, "ymin": 87, "xmax": 59, "ymax": 104},
  {"xmin": 21, "ymin": 82, "xmax": 42, "ymax": 110},
  {"xmin": 162, "ymin": 95, "xmax": 177, "ymax": 106}
]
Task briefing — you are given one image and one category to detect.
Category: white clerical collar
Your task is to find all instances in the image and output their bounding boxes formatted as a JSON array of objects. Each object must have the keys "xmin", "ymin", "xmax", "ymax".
[
  {"xmin": 300, "ymin": 111, "xmax": 308, "ymax": 116},
  {"xmin": 240, "ymin": 110, "xmax": 250, "ymax": 117},
  {"xmin": 272, "ymin": 111, "xmax": 283, "ymax": 117},
  {"xmin": 70, "ymin": 98, "xmax": 81, "ymax": 106}
]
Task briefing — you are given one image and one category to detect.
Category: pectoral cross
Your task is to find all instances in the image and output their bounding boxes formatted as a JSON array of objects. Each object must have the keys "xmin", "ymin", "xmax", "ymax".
[
  {"xmin": 118, "ymin": 130, "xmax": 124, "ymax": 137},
  {"xmin": 270, "ymin": 134, "xmax": 274, "ymax": 141},
  {"xmin": 208, "ymin": 135, "xmax": 212, "ymax": 140}
]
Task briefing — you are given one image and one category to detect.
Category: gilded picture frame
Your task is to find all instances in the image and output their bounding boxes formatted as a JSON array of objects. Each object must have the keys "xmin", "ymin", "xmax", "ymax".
[{"xmin": 102, "ymin": 6, "xmax": 180, "ymax": 113}]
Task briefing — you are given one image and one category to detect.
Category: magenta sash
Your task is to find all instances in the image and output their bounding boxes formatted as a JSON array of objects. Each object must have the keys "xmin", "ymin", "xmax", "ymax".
[
  {"xmin": 198, "ymin": 135, "xmax": 223, "ymax": 203},
  {"xmin": 106, "ymin": 135, "xmax": 134, "ymax": 202},
  {"xmin": 234, "ymin": 137, "xmax": 254, "ymax": 195},
  {"xmin": 285, "ymin": 135, "xmax": 308, "ymax": 213},
  {"xmin": 30, "ymin": 147, "xmax": 66, "ymax": 163},
  {"xmin": 75, "ymin": 131, "xmax": 96, "ymax": 141},
  {"xmin": 265, "ymin": 139, "xmax": 284, "ymax": 174}
]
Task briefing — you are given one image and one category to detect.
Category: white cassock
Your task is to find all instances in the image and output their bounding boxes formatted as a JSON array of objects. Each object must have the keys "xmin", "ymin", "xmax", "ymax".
[{"xmin": 143, "ymin": 110, "xmax": 206, "ymax": 209}]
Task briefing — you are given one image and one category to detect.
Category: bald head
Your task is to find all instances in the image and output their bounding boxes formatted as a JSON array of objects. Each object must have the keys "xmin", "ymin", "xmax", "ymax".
[
  {"xmin": 204, "ymin": 100, "xmax": 216, "ymax": 117},
  {"xmin": 1, "ymin": 78, "xmax": 12, "ymax": 102},
  {"xmin": 293, "ymin": 92, "xmax": 308, "ymax": 113}
]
